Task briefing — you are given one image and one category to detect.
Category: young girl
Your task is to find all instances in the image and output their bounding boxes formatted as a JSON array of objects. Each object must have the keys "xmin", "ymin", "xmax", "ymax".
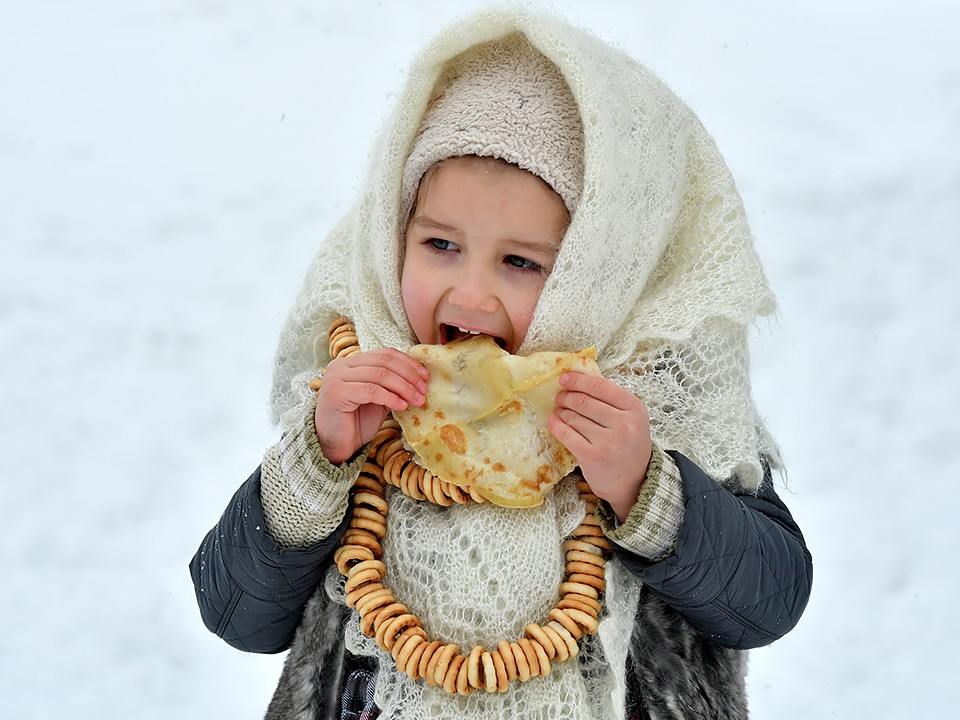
[{"xmin": 191, "ymin": 9, "xmax": 812, "ymax": 719}]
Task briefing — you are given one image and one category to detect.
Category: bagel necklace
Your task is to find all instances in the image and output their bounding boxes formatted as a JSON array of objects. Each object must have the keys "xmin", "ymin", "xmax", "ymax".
[{"xmin": 314, "ymin": 318, "xmax": 611, "ymax": 696}]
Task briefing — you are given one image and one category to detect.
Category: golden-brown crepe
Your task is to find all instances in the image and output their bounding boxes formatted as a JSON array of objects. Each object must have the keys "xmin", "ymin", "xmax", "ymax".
[{"xmin": 392, "ymin": 335, "xmax": 600, "ymax": 507}]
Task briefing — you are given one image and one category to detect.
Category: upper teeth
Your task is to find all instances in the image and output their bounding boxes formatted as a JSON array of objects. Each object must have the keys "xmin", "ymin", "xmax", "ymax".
[{"xmin": 458, "ymin": 327, "xmax": 481, "ymax": 335}]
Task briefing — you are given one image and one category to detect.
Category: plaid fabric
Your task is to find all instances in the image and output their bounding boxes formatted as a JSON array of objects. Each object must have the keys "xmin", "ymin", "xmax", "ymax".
[{"xmin": 341, "ymin": 669, "xmax": 379, "ymax": 720}]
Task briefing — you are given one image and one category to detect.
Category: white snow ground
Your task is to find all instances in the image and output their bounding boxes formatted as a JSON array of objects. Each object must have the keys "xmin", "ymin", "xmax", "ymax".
[{"xmin": 2, "ymin": 1, "xmax": 958, "ymax": 717}]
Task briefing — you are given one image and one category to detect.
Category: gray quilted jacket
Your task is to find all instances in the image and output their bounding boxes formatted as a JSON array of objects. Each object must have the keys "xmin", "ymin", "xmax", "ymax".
[{"xmin": 190, "ymin": 452, "xmax": 811, "ymax": 718}]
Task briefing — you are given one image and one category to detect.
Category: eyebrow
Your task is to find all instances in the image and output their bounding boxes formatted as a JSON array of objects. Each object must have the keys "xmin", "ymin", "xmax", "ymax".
[
  {"xmin": 506, "ymin": 238, "xmax": 561, "ymax": 257},
  {"xmin": 410, "ymin": 216, "xmax": 461, "ymax": 235}
]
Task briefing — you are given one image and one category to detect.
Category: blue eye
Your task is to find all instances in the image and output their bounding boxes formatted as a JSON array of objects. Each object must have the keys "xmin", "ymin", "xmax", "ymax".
[
  {"xmin": 505, "ymin": 255, "xmax": 543, "ymax": 273},
  {"xmin": 428, "ymin": 239, "xmax": 456, "ymax": 252}
]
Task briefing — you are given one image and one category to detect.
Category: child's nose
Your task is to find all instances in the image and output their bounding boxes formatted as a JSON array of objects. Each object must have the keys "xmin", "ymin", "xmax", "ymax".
[{"xmin": 447, "ymin": 268, "xmax": 499, "ymax": 314}]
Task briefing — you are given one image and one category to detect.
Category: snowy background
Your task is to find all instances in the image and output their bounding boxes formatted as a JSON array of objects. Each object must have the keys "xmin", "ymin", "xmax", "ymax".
[{"xmin": 2, "ymin": 0, "xmax": 958, "ymax": 717}]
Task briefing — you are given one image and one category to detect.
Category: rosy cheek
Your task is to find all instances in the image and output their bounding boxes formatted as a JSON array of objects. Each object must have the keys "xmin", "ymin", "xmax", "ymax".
[
  {"xmin": 517, "ymin": 284, "xmax": 547, "ymax": 341},
  {"xmin": 401, "ymin": 279, "xmax": 434, "ymax": 344}
]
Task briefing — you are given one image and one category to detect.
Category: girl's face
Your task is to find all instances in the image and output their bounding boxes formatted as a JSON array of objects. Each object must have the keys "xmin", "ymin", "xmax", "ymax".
[{"xmin": 400, "ymin": 156, "xmax": 569, "ymax": 354}]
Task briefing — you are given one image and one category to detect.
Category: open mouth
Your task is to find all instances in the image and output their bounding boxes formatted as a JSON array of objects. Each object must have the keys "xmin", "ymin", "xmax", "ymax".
[{"xmin": 440, "ymin": 323, "xmax": 507, "ymax": 349}]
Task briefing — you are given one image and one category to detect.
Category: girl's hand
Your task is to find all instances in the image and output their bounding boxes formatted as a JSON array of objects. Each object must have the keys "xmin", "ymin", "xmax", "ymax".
[
  {"xmin": 548, "ymin": 372, "xmax": 652, "ymax": 523},
  {"xmin": 315, "ymin": 349, "xmax": 429, "ymax": 464}
]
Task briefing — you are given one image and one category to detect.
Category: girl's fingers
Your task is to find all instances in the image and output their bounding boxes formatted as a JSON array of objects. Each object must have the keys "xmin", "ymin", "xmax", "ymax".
[
  {"xmin": 327, "ymin": 376, "xmax": 422, "ymax": 412},
  {"xmin": 371, "ymin": 348, "xmax": 431, "ymax": 381},
  {"xmin": 558, "ymin": 372, "xmax": 635, "ymax": 411},
  {"xmin": 552, "ymin": 406, "xmax": 606, "ymax": 440},
  {"xmin": 327, "ymin": 351, "xmax": 429, "ymax": 405},
  {"xmin": 333, "ymin": 349, "xmax": 429, "ymax": 384},
  {"xmin": 553, "ymin": 389, "xmax": 617, "ymax": 429},
  {"xmin": 547, "ymin": 414, "xmax": 589, "ymax": 456}
]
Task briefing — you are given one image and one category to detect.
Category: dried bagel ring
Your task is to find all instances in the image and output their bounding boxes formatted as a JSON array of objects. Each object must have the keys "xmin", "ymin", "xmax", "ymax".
[
  {"xmin": 331, "ymin": 333, "xmax": 359, "ymax": 358},
  {"xmin": 524, "ymin": 624, "xmax": 555, "ymax": 660},
  {"xmin": 328, "ymin": 316, "xmax": 353, "ymax": 334},
  {"xmin": 419, "ymin": 471, "xmax": 437, "ymax": 504},
  {"xmin": 579, "ymin": 512, "xmax": 602, "ymax": 527},
  {"xmin": 355, "ymin": 587, "xmax": 395, "ymax": 618},
  {"xmin": 427, "ymin": 474, "xmax": 454, "ymax": 506},
  {"xmin": 559, "ymin": 581, "xmax": 599, "ymax": 600},
  {"xmin": 482, "ymin": 651, "xmax": 498, "ymax": 693},
  {"xmin": 328, "ymin": 322, "xmax": 354, "ymax": 341},
  {"xmin": 400, "ymin": 461, "xmax": 428, "ymax": 501},
  {"xmin": 443, "ymin": 654, "xmax": 465, "ymax": 695},
  {"xmin": 547, "ymin": 620, "xmax": 580, "ymax": 659},
  {"xmin": 563, "ymin": 607, "xmax": 600, "ymax": 635},
  {"xmin": 455, "ymin": 654, "xmax": 473, "ymax": 696},
  {"xmin": 341, "ymin": 531, "xmax": 382, "ymax": 556},
  {"xmin": 558, "ymin": 593, "xmax": 602, "ymax": 616},
  {"xmin": 403, "ymin": 635, "xmax": 430, "ymax": 680},
  {"xmin": 445, "ymin": 481, "xmax": 470, "ymax": 504},
  {"xmin": 531, "ymin": 638, "xmax": 551, "ymax": 676},
  {"xmin": 348, "ymin": 516, "xmax": 388, "ymax": 539},
  {"xmin": 548, "ymin": 607, "xmax": 584, "ymax": 639},
  {"xmin": 432, "ymin": 644, "xmax": 460, "ymax": 687},
  {"xmin": 490, "ymin": 649, "xmax": 509, "ymax": 692},
  {"xmin": 378, "ymin": 613, "xmax": 420, "ymax": 652},
  {"xmin": 353, "ymin": 491, "xmax": 389, "ymax": 515},
  {"xmin": 570, "ymin": 523, "xmax": 605, "ymax": 539},
  {"xmin": 377, "ymin": 438, "xmax": 407, "ymax": 468},
  {"xmin": 574, "ymin": 478, "xmax": 596, "ymax": 494},
  {"xmin": 467, "ymin": 484, "xmax": 487, "ymax": 503},
  {"xmin": 360, "ymin": 460, "xmax": 386, "ymax": 482},
  {"xmin": 344, "ymin": 580, "xmax": 383, "ymax": 608},
  {"xmin": 497, "ymin": 640, "xmax": 517, "ymax": 681},
  {"xmin": 540, "ymin": 623, "xmax": 569, "ymax": 662},
  {"xmin": 369, "ymin": 602, "xmax": 409, "ymax": 642},
  {"xmin": 510, "ymin": 641, "xmax": 531, "ymax": 682},
  {"xmin": 352, "ymin": 476, "xmax": 384, "ymax": 496},
  {"xmin": 467, "ymin": 646, "xmax": 484, "ymax": 690},
  {"xmin": 393, "ymin": 627, "xmax": 427, "ymax": 664},
  {"xmin": 371, "ymin": 420, "xmax": 399, "ymax": 443},
  {"xmin": 355, "ymin": 590, "xmax": 398, "ymax": 618},
  {"xmin": 334, "ymin": 545, "xmax": 374, "ymax": 574},
  {"xmin": 344, "ymin": 566, "xmax": 381, "ymax": 593},
  {"xmin": 565, "ymin": 549, "xmax": 605, "ymax": 566},
  {"xmin": 350, "ymin": 507, "xmax": 387, "ymax": 527},
  {"xmin": 348, "ymin": 558, "xmax": 387, "ymax": 578},
  {"xmin": 563, "ymin": 539, "xmax": 605, "ymax": 556},
  {"xmin": 567, "ymin": 572, "xmax": 606, "ymax": 592},
  {"xmin": 581, "ymin": 533, "xmax": 613, "ymax": 551},
  {"xmin": 566, "ymin": 560, "xmax": 605, "ymax": 577},
  {"xmin": 517, "ymin": 638, "xmax": 541, "ymax": 677},
  {"xmin": 417, "ymin": 640, "xmax": 444, "ymax": 683}
]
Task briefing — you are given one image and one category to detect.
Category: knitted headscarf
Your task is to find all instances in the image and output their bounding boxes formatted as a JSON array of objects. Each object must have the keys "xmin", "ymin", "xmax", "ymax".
[{"xmin": 271, "ymin": 8, "xmax": 778, "ymax": 490}]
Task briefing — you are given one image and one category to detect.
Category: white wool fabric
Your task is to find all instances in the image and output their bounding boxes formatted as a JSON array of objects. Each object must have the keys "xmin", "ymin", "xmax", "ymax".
[
  {"xmin": 401, "ymin": 33, "xmax": 585, "ymax": 217},
  {"xmin": 326, "ymin": 476, "xmax": 642, "ymax": 720},
  {"xmin": 271, "ymin": 7, "xmax": 778, "ymax": 489},
  {"xmin": 271, "ymin": 8, "xmax": 778, "ymax": 717}
]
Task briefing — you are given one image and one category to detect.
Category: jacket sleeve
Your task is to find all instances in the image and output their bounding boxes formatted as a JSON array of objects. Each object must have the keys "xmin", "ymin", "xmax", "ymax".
[
  {"xmin": 189, "ymin": 467, "xmax": 348, "ymax": 654},
  {"xmin": 614, "ymin": 452, "xmax": 813, "ymax": 650}
]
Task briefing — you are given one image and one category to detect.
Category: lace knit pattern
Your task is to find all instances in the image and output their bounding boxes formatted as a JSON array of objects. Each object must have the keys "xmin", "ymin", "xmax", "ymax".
[{"xmin": 269, "ymin": 8, "xmax": 778, "ymax": 491}]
